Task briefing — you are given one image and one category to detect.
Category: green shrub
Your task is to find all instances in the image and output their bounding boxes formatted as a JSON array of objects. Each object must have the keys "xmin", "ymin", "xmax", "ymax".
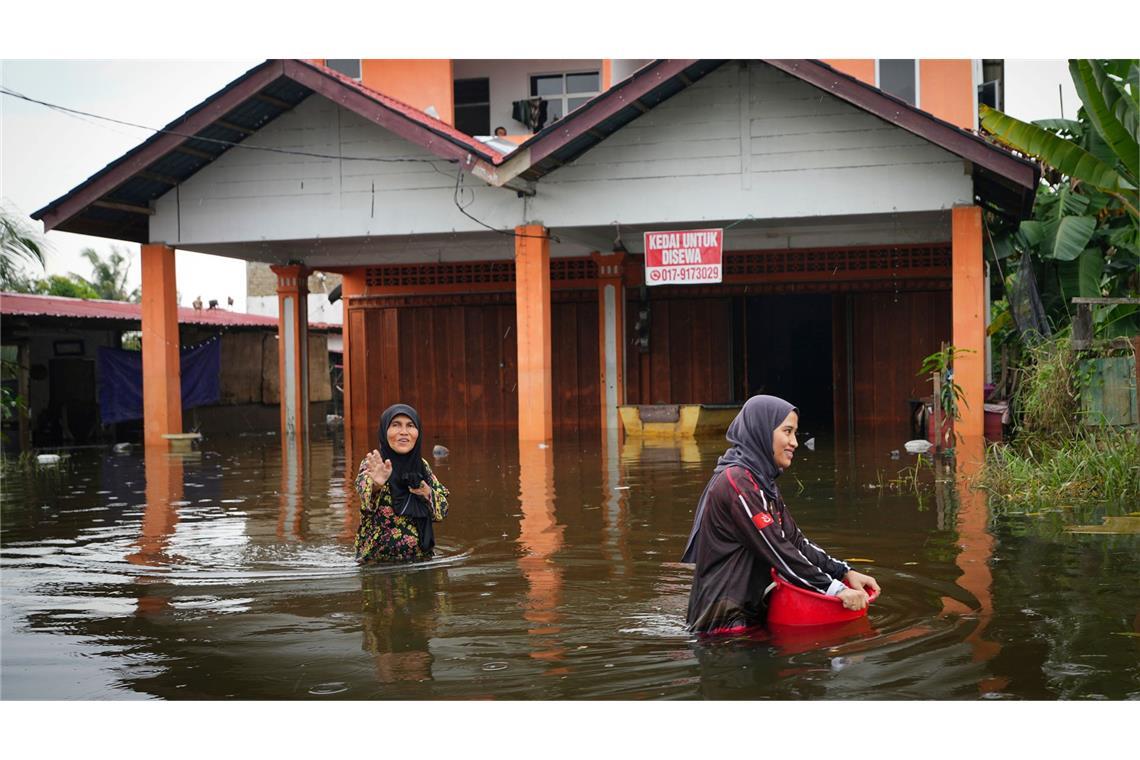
[{"xmin": 977, "ymin": 428, "xmax": 1140, "ymax": 507}]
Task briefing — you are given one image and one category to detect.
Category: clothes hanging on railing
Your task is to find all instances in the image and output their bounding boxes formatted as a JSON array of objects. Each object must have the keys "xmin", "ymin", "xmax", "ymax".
[{"xmin": 511, "ymin": 97, "xmax": 549, "ymax": 133}]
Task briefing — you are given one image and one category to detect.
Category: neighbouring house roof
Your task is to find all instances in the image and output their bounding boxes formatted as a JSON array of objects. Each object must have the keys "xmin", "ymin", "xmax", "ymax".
[
  {"xmin": 33, "ymin": 58, "xmax": 1040, "ymax": 243},
  {"xmin": 32, "ymin": 59, "xmax": 507, "ymax": 243},
  {"xmin": 0, "ymin": 292, "xmax": 336, "ymax": 331}
]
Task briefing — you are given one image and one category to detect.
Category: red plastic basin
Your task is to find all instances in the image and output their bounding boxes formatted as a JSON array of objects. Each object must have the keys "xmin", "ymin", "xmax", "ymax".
[{"xmin": 766, "ymin": 569, "xmax": 878, "ymax": 627}]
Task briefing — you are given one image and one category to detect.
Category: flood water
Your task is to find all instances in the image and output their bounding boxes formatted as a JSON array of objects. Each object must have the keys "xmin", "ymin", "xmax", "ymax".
[{"xmin": 2, "ymin": 429, "xmax": 1138, "ymax": 700}]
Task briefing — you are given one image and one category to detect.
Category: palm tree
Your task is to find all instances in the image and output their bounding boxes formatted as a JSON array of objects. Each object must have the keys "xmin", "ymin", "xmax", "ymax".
[
  {"xmin": 0, "ymin": 206, "xmax": 47, "ymax": 290},
  {"xmin": 77, "ymin": 245, "xmax": 138, "ymax": 301}
]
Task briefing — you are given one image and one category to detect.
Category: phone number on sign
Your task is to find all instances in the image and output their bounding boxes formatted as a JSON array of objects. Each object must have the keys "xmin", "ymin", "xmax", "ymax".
[{"xmin": 647, "ymin": 266, "xmax": 721, "ymax": 283}]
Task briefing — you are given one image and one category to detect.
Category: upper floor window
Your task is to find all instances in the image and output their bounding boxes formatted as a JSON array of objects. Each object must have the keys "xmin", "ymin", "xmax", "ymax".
[
  {"xmin": 877, "ymin": 59, "xmax": 917, "ymax": 106},
  {"xmin": 326, "ymin": 59, "xmax": 361, "ymax": 80},
  {"xmin": 530, "ymin": 71, "xmax": 600, "ymax": 122},
  {"xmin": 454, "ymin": 78, "xmax": 490, "ymax": 137}
]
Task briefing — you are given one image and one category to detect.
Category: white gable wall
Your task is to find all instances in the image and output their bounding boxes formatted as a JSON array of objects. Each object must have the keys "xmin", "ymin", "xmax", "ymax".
[
  {"xmin": 150, "ymin": 96, "xmax": 524, "ymax": 246},
  {"xmin": 530, "ymin": 62, "xmax": 973, "ymax": 228},
  {"xmin": 151, "ymin": 61, "xmax": 973, "ymax": 252}
]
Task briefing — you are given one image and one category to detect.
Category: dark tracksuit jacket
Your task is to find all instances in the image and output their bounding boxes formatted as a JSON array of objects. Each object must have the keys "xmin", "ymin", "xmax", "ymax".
[{"xmin": 686, "ymin": 465, "xmax": 851, "ymax": 633}]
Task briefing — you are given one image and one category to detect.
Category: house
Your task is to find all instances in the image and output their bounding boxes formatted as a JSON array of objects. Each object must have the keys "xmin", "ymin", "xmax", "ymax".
[
  {"xmin": 31, "ymin": 59, "xmax": 1037, "ymax": 458},
  {"xmin": 0, "ymin": 292, "xmax": 336, "ymax": 451}
]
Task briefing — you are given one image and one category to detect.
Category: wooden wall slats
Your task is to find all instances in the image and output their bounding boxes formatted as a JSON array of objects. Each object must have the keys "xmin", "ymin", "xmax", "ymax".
[
  {"xmin": 836, "ymin": 290, "xmax": 951, "ymax": 440},
  {"xmin": 497, "ymin": 305, "xmax": 518, "ymax": 427},
  {"xmin": 347, "ymin": 286, "xmax": 952, "ymax": 442},
  {"xmin": 624, "ymin": 296, "xmax": 733, "ymax": 406},
  {"xmin": 831, "ymin": 296, "xmax": 849, "ymax": 433}
]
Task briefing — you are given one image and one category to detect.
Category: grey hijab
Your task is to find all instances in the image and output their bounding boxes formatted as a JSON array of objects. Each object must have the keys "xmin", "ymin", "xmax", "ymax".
[{"xmin": 680, "ymin": 395, "xmax": 797, "ymax": 562}]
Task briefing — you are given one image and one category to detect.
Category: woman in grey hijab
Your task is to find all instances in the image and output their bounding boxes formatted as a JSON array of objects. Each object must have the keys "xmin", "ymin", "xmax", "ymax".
[{"xmin": 683, "ymin": 395, "xmax": 879, "ymax": 633}]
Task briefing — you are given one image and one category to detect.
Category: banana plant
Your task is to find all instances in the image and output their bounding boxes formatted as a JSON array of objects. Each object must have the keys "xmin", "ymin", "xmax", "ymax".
[{"xmin": 980, "ymin": 59, "xmax": 1139, "ymax": 341}]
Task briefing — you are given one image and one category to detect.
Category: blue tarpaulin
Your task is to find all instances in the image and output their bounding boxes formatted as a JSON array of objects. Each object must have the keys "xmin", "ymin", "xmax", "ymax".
[{"xmin": 97, "ymin": 339, "xmax": 221, "ymax": 424}]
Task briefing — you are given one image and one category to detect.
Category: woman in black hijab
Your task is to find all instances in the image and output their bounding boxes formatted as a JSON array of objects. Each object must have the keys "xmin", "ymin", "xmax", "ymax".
[
  {"xmin": 683, "ymin": 395, "xmax": 879, "ymax": 633},
  {"xmin": 354, "ymin": 403, "xmax": 449, "ymax": 563}
]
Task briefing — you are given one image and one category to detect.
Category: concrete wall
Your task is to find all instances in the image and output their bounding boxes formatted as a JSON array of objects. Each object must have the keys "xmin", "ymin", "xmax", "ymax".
[{"xmin": 246, "ymin": 263, "xmax": 342, "ymax": 299}]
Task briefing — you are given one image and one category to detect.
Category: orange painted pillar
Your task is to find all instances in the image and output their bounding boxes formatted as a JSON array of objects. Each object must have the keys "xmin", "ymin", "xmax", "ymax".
[
  {"xmin": 591, "ymin": 250, "xmax": 627, "ymax": 432},
  {"xmin": 340, "ymin": 268, "xmax": 367, "ymax": 458},
  {"xmin": 952, "ymin": 206, "xmax": 985, "ymax": 441},
  {"xmin": 515, "ymin": 225, "xmax": 553, "ymax": 444},
  {"xmin": 140, "ymin": 243, "xmax": 182, "ymax": 449},
  {"xmin": 271, "ymin": 265, "xmax": 310, "ymax": 441}
]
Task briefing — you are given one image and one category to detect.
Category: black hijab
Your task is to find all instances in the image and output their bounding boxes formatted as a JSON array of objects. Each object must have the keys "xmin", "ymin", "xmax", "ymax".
[
  {"xmin": 378, "ymin": 403, "xmax": 434, "ymax": 552},
  {"xmin": 680, "ymin": 395, "xmax": 797, "ymax": 562}
]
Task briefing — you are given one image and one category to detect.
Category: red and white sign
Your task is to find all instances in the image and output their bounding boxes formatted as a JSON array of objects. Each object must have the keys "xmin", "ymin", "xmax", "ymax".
[{"xmin": 643, "ymin": 228, "xmax": 723, "ymax": 286}]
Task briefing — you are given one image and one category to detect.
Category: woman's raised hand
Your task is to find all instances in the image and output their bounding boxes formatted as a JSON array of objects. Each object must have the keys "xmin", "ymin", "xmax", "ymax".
[{"xmin": 364, "ymin": 449, "xmax": 393, "ymax": 486}]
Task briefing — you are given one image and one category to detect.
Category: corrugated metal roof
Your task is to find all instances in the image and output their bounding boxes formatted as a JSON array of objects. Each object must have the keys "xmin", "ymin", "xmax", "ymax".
[{"xmin": 0, "ymin": 292, "xmax": 336, "ymax": 330}]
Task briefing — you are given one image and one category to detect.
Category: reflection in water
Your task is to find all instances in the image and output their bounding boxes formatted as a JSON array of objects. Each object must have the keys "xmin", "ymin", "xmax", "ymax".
[
  {"xmin": 361, "ymin": 569, "xmax": 444, "ymax": 686},
  {"xmin": 767, "ymin": 617, "xmax": 877, "ymax": 656},
  {"xmin": 516, "ymin": 443, "xmax": 566, "ymax": 672},
  {"xmin": 620, "ymin": 436, "xmax": 705, "ymax": 466},
  {"xmin": 600, "ymin": 427, "xmax": 629, "ymax": 574},
  {"xmin": 129, "ymin": 449, "xmax": 184, "ymax": 616},
  {"xmin": 129, "ymin": 450, "xmax": 184, "ymax": 568},
  {"xmin": 278, "ymin": 436, "xmax": 306, "ymax": 541},
  {"xmin": 941, "ymin": 435, "xmax": 1008, "ymax": 695}
]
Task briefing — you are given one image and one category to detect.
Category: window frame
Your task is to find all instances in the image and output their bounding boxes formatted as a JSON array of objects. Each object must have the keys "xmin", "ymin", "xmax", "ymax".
[
  {"xmin": 453, "ymin": 77, "xmax": 491, "ymax": 137},
  {"xmin": 874, "ymin": 59, "xmax": 921, "ymax": 108},
  {"xmin": 529, "ymin": 69, "xmax": 602, "ymax": 123},
  {"xmin": 325, "ymin": 59, "xmax": 362, "ymax": 81}
]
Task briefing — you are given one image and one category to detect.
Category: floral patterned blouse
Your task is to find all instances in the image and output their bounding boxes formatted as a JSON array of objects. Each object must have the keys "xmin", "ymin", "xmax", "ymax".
[{"xmin": 354, "ymin": 458, "xmax": 449, "ymax": 563}]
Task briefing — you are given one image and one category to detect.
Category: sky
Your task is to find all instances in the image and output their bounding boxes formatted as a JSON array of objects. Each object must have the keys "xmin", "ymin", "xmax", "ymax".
[{"xmin": 1, "ymin": 59, "xmax": 259, "ymax": 308}]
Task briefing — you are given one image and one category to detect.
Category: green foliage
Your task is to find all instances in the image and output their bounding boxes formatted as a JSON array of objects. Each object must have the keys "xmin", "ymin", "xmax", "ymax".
[
  {"xmin": 1069, "ymin": 60, "xmax": 1139, "ymax": 178},
  {"xmin": 982, "ymin": 59, "xmax": 1139, "ymax": 345},
  {"xmin": 0, "ymin": 384, "xmax": 24, "ymax": 443},
  {"xmin": 918, "ymin": 345, "xmax": 974, "ymax": 422},
  {"xmin": 33, "ymin": 274, "xmax": 100, "ymax": 299},
  {"xmin": 2, "ymin": 243, "xmax": 140, "ymax": 302},
  {"xmin": 0, "ymin": 206, "xmax": 47, "ymax": 290},
  {"xmin": 76, "ymin": 246, "xmax": 139, "ymax": 302},
  {"xmin": 980, "ymin": 103, "xmax": 1133, "ymax": 193},
  {"xmin": 1011, "ymin": 334, "xmax": 1082, "ymax": 443},
  {"xmin": 976, "ymin": 428, "xmax": 1140, "ymax": 506},
  {"xmin": 977, "ymin": 333, "xmax": 1140, "ymax": 507}
]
